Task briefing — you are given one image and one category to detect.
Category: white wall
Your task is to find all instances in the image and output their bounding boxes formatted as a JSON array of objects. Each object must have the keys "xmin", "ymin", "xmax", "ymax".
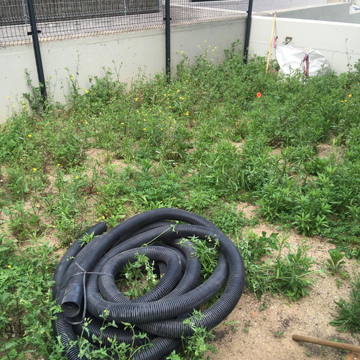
[
  {"xmin": 260, "ymin": 3, "xmax": 360, "ymax": 24},
  {"xmin": 0, "ymin": 19, "xmax": 246, "ymax": 123},
  {"xmin": 249, "ymin": 16, "xmax": 360, "ymax": 74}
]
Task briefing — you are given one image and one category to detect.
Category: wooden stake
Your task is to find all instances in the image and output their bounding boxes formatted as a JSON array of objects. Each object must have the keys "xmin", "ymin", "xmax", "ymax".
[
  {"xmin": 293, "ymin": 334, "xmax": 360, "ymax": 353},
  {"xmin": 265, "ymin": 12, "xmax": 276, "ymax": 74}
]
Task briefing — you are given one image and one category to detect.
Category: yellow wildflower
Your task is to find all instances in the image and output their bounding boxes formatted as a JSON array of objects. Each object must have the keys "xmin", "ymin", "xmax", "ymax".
[{"xmin": 33, "ymin": 168, "xmax": 37, "ymax": 172}]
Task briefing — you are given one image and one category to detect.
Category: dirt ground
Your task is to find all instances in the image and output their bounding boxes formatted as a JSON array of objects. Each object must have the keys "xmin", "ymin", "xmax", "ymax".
[{"xmin": 211, "ymin": 203, "xmax": 360, "ymax": 360}]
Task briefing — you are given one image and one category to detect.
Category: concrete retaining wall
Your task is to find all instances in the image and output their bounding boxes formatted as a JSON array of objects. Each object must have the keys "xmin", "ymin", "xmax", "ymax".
[
  {"xmin": 249, "ymin": 16, "xmax": 360, "ymax": 75},
  {"xmin": 0, "ymin": 19, "xmax": 246, "ymax": 123},
  {"xmin": 259, "ymin": 3, "xmax": 360, "ymax": 24}
]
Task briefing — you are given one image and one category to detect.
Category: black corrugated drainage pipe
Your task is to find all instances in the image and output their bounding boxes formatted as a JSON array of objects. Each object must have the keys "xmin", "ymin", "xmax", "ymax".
[{"xmin": 53, "ymin": 208, "xmax": 245, "ymax": 359}]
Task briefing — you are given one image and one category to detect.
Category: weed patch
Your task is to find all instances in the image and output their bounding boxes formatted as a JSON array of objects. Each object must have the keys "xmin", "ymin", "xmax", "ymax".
[{"xmin": 1, "ymin": 46, "xmax": 360, "ymax": 358}]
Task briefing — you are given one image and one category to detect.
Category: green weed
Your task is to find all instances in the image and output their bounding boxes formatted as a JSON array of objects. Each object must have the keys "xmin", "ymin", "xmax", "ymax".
[
  {"xmin": 326, "ymin": 248, "xmax": 346, "ymax": 274},
  {"xmin": 330, "ymin": 274, "xmax": 360, "ymax": 334},
  {"xmin": 117, "ymin": 252, "xmax": 159, "ymax": 299}
]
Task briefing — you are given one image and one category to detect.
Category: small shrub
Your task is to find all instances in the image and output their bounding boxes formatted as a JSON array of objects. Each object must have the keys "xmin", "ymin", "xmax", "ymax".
[{"xmin": 330, "ymin": 274, "xmax": 360, "ymax": 334}]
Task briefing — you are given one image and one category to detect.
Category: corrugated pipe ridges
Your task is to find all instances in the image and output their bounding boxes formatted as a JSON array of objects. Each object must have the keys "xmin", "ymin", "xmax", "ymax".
[{"xmin": 53, "ymin": 208, "xmax": 245, "ymax": 360}]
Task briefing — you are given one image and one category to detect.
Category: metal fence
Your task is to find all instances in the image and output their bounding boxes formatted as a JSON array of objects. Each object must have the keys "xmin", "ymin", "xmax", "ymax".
[{"xmin": 0, "ymin": 0, "xmax": 248, "ymax": 46}]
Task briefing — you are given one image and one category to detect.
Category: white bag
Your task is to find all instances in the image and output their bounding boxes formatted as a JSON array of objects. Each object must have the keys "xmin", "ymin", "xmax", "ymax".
[{"xmin": 275, "ymin": 44, "xmax": 330, "ymax": 77}]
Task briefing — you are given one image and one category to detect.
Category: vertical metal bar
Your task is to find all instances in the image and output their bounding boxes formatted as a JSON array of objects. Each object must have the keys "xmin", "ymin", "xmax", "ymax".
[
  {"xmin": 243, "ymin": 0, "xmax": 253, "ymax": 64},
  {"xmin": 22, "ymin": 0, "xmax": 29, "ymax": 24},
  {"xmin": 165, "ymin": 0, "xmax": 171, "ymax": 79},
  {"xmin": 27, "ymin": 0, "xmax": 47, "ymax": 103}
]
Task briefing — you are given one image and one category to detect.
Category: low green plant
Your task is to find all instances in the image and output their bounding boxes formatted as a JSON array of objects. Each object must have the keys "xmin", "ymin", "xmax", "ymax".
[
  {"xmin": 0, "ymin": 234, "xmax": 59, "ymax": 358},
  {"xmin": 68, "ymin": 312, "xmax": 152, "ymax": 360},
  {"xmin": 182, "ymin": 235, "xmax": 219, "ymax": 282},
  {"xmin": 166, "ymin": 310, "xmax": 216, "ymax": 360},
  {"xmin": 207, "ymin": 202, "xmax": 249, "ymax": 236},
  {"xmin": 181, "ymin": 311, "xmax": 216, "ymax": 360},
  {"xmin": 340, "ymin": 270, "xmax": 350, "ymax": 280},
  {"xmin": 243, "ymin": 320, "xmax": 251, "ymax": 334},
  {"xmin": 326, "ymin": 248, "xmax": 346, "ymax": 274},
  {"xmin": 235, "ymin": 232, "xmax": 315, "ymax": 301},
  {"xmin": 117, "ymin": 252, "xmax": 159, "ymax": 299},
  {"xmin": 3, "ymin": 201, "xmax": 44, "ymax": 241},
  {"xmin": 270, "ymin": 238, "xmax": 316, "ymax": 301},
  {"xmin": 225, "ymin": 320, "xmax": 240, "ymax": 333},
  {"xmin": 330, "ymin": 274, "xmax": 360, "ymax": 334},
  {"xmin": 274, "ymin": 330, "xmax": 284, "ymax": 338},
  {"xmin": 335, "ymin": 278, "xmax": 344, "ymax": 289}
]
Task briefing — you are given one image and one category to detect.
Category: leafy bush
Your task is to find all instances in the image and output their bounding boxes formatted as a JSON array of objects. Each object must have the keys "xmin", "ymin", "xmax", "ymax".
[{"xmin": 330, "ymin": 274, "xmax": 360, "ymax": 334}]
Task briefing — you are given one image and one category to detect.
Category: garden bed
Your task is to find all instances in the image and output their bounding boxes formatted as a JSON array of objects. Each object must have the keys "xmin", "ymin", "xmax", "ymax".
[{"xmin": 1, "ymin": 47, "xmax": 360, "ymax": 359}]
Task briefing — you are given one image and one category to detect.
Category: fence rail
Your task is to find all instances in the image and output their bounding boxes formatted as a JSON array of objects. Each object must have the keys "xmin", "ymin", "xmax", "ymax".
[
  {"xmin": 1, "ymin": 0, "xmax": 162, "ymax": 24},
  {"xmin": 0, "ymin": 0, "xmax": 248, "ymax": 46}
]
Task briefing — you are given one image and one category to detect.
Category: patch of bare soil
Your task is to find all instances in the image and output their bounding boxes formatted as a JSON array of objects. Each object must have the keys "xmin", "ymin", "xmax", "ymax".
[
  {"xmin": 269, "ymin": 147, "xmax": 282, "ymax": 157},
  {"xmin": 317, "ymin": 144, "xmax": 344, "ymax": 160},
  {"xmin": 230, "ymin": 140, "xmax": 246, "ymax": 151},
  {"xmin": 211, "ymin": 209, "xmax": 360, "ymax": 360},
  {"xmin": 237, "ymin": 202, "xmax": 259, "ymax": 220}
]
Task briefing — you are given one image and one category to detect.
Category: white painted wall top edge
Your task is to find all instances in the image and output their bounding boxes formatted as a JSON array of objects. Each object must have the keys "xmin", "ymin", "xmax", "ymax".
[
  {"xmin": 252, "ymin": 15, "xmax": 360, "ymax": 28},
  {"xmin": 254, "ymin": 1, "xmax": 351, "ymax": 15}
]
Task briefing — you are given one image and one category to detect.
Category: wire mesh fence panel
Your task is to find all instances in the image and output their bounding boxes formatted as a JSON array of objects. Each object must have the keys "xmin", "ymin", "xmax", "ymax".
[
  {"xmin": 1, "ymin": 0, "xmax": 250, "ymax": 46},
  {"xmin": 170, "ymin": 0, "xmax": 248, "ymax": 25},
  {"xmin": 1, "ymin": 0, "xmax": 165, "ymax": 46},
  {"xmin": 0, "ymin": 0, "xmax": 32, "ymax": 45}
]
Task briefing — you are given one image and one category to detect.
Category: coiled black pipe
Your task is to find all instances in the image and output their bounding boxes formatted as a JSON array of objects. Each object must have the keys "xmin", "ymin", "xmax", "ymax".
[{"xmin": 53, "ymin": 208, "xmax": 245, "ymax": 359}]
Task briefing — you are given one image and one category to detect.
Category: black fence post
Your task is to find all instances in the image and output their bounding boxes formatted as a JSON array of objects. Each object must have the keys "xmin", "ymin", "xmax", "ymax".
[
  {"xmin": 27, "ymin": 0, "xmax": 47, "ymax": 104},
  {"xmin": 165, "ymin": 0, "xmax": 171, "ymax": 80},
  {"xmin": 243, "ymin": 0, "xmax": 253, "ymax": 64}
]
